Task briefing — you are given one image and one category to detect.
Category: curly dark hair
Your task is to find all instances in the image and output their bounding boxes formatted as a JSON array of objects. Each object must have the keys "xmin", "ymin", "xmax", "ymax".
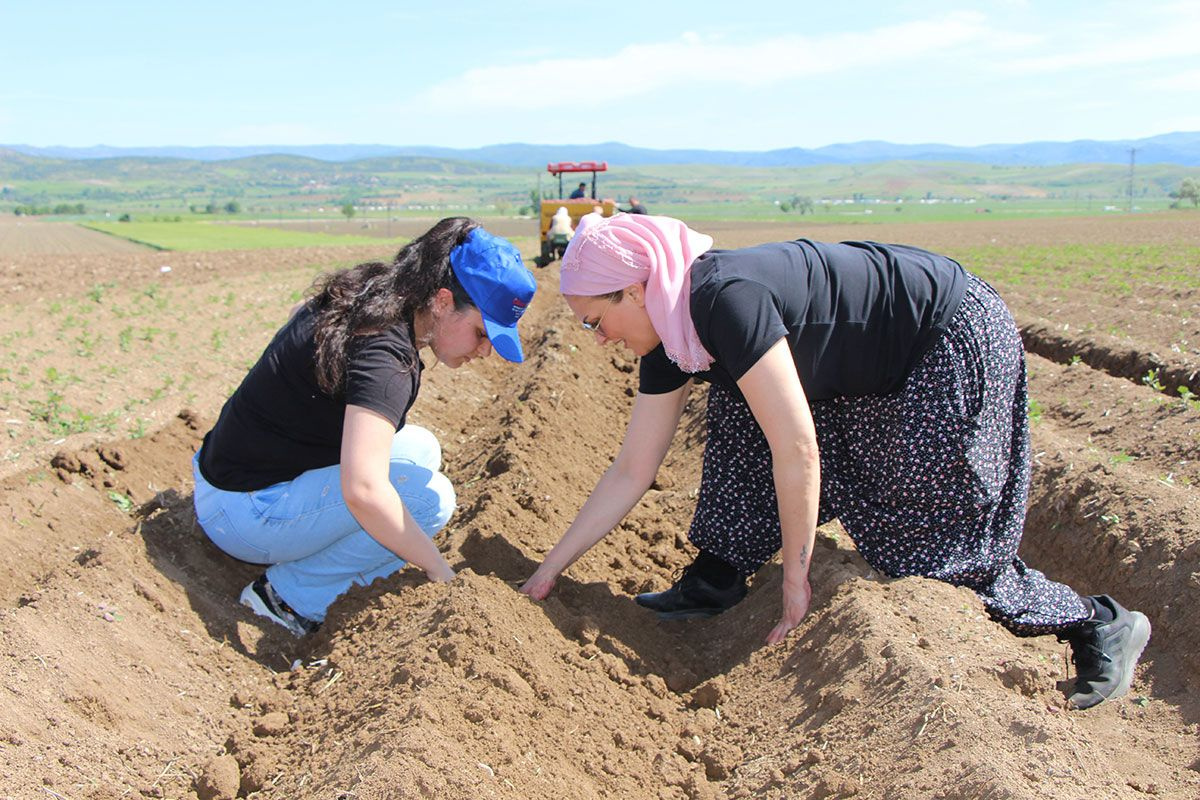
[{"xmin": 308, "ymin": 216, "xmax": 480, "ymax": 394}]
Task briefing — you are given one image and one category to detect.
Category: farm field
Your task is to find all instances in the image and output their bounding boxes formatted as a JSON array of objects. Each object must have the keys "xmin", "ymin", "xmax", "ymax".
[
  {"xmin": 0, "ymin": 215, "xmax": 154, "ymax": 255},
  {"xmin": 82, "ymin": 221, "xmax": 386, "ymax": 252},
  {"xmin": 1, "ymin": 213, "xmax": 1198, "ymax": 799}
]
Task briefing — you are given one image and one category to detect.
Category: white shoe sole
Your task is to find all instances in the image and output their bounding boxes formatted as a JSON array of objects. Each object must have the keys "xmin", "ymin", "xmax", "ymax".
[{"xmin": 239, "ymin": 581, "xmax": 305, "ymax": 637}]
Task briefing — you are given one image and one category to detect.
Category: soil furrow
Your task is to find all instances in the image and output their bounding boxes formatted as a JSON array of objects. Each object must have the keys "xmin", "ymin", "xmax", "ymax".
[
  {"xmin": 1024, "ymin": 418, "xmax": 1200, "ymax": 690},
  {"xmin": 1019, "ymin": 312, "xmax": 1200, "ymax": 397},
  {"xmin": 1026, "ymin": 352, "xmax": 1200, "ymax": 488}
]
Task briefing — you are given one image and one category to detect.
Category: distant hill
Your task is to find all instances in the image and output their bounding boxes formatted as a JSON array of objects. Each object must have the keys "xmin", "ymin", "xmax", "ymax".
[
  {"xmin": 5, "ymin": 132, "xmax": 1200, "ymax": 167},
  {"xmin": 0, "ymin": 150, "xmax": 515, "ymax": 182},
  {"xmin": 3, "ymin": 144, "xmax": 1195, "ymax": 216}
]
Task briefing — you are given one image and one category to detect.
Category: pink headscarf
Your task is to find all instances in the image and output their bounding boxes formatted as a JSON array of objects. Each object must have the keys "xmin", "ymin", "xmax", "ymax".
[{"xmin": 560, "ymin": 213, "xmax": 715, "ymax": 372}]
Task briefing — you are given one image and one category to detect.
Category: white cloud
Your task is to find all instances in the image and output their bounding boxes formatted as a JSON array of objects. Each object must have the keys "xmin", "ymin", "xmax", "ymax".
[
  {"xmin": 1146, "ymin": 69, "xmax": 1200, "ymax": 92},
  {"xmin": 1000, "ymin": 4, "xmax": 1200, "ymax": 74},
  {"xmin": 410, "ymin": 12, "xmax": 1001, "ymax": 112},
  {"xmin": 1155, "ymin": 114, "xmax": 1200, "ymax": 133}
]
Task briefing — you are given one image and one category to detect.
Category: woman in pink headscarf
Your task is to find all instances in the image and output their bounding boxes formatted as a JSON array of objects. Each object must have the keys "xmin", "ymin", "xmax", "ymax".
[{"xmin": 519, "ymin": 212, "xmax": 1150, "ymax": 710}]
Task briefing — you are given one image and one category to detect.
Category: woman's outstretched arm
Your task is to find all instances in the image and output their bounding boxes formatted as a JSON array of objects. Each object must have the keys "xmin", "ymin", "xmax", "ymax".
[
  {"xmin": 520, "ymin": 382, "xmax": 692, "ymax": 599},
  {"xmin": 737, "ymin": 338, "xmax": 821, "ymax": 643}
]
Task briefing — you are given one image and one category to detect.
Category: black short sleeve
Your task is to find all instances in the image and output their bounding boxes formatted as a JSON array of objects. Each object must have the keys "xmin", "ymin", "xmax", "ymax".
[
  {"xmin": 198, "ymin": 307, "xmax": 422, "ymax": 492},
  {"xmin": 638, "ymin": 344, "xmax": 691, "ymax": 394},
  {"xmin": 636, "ymin": 279, "xmax": 788, "ymax": 394},
  {"xmin": 635, "ymin": 240, "xmax": 967, "ymax": 402},
  {"xmin": 344, "ymin": 335, "xmax": 420, "ymax": 427},
  {"xmin": 700, "ymin": 279, "xmax": 790, "ymax": 382}
]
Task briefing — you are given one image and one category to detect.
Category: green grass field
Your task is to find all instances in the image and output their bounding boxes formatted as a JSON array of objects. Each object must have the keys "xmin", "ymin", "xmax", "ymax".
[
  {"xmin": 83, "ymin": 221, "xmax": 384, "ymax": 251},
  {"xmin": 960, "ymin": 241, "xmax": 1200, "ymax": 293},
  {"xmin": 647, "ymin": 197, "xmax": 1182, "ymax": 223}
]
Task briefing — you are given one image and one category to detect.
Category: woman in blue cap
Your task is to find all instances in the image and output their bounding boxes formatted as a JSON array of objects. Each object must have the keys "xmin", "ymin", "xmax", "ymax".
[{"xmin": 193, "ymin": 217, "xmax": 536, "ymax": 636}]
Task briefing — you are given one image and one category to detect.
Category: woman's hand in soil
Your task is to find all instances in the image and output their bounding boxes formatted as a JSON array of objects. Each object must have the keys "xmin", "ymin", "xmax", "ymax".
[
  {"xmin": 766, "ymin": 575, "xmax": 811, "ymax": 644},
  {"xmin": 426, "ymin": 561, "xmax": 456, "ymax": 583},
  {"xmin": 519, "ymin": 566, "xmax": 558, "ymax": 600}
]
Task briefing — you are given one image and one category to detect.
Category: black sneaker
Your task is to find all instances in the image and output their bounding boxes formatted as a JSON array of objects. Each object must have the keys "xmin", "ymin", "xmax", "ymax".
[
  {"xmin": 635, "ymin": 563, "xmax": 748, "ymax": 620},
  {"xmin": 240, "ymin": 575, "xmax": 320, "ymax": 637},
  {"xmin": 1061, "ymin": 595, "xmax": 1150, "ymax": 710}
]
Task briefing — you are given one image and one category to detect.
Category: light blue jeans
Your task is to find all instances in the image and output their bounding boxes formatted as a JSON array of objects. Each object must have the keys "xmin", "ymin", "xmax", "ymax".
[{"xmin": 192, "ymin": 425, "xmax": 456, "ymax": 621}]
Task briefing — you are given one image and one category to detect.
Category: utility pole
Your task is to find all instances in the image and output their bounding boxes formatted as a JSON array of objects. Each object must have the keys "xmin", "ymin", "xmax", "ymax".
[{"xmin": 1128, "ymin": 147, "xmax": 1137, "ymax": 213}]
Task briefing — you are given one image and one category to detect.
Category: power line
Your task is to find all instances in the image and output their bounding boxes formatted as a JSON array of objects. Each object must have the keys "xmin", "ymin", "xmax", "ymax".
[{"xmin": 1128, "ymin": 147, "xmax": 1137, "ymax": 213}]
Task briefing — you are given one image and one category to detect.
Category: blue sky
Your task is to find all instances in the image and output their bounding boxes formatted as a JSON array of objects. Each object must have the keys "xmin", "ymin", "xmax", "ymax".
[{"xmin": 3, "ymin": 0, "xmax": 1198, "ymax": 151}]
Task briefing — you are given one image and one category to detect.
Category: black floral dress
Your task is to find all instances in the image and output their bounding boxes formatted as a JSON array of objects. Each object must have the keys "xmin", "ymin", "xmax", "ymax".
[{"xmin": 687, "ymin": 274, "xmax": 1091, "ymax": 636}]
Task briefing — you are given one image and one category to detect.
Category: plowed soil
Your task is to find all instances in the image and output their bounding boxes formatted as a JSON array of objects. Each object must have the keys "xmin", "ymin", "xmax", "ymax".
[{"xmin": 2, "ymin": 214, "xmax": 1198, "ymax": 800}]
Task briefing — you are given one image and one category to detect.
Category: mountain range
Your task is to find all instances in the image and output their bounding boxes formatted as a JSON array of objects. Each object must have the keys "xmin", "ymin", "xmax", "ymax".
[{"xmin": 4, "ymin": 133, "xmax": 1200, "ymax": 167}]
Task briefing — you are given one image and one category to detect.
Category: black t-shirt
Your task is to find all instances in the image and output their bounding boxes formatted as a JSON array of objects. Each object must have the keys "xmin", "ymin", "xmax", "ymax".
[
  {"xmin": 639, "ymin": 239, "xmax": 967, "ymax": 400},
  {"xmin": 198, "ymin": 305, "xmax": 422, "ymax": 492}
]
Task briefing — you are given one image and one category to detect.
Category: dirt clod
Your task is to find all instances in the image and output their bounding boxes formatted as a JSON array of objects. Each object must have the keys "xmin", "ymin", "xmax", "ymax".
[
  {"xmin": 252, "ymin": 711, "xmax": 289, "ymax": 737},
  {"xmin": 194, "ymin": 754, "xmax": 240, "ymax": 800}
]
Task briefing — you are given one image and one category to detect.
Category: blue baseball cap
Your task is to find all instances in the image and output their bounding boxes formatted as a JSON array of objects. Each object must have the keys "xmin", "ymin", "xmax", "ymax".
[{"xmin": 449, "ymin": 228, "xmax": 537, "ymax": 362}]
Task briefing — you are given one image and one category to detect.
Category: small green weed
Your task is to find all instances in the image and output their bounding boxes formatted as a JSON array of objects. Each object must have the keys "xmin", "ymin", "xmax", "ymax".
[
  {"xmin": 29, "ymin": 393, "xmax": 119, "ymax": 436},
  {"xmin": 29, "ymin": 391, "xmax": 85, "ymax": 435},
  {"xmin": 107, "ymin": 491, "xmax": 134, "ymax": 513},
  {"xmin": 74, "ymin": 331, "xmax": 100, "ymax": 358},
  {"xmin": 147, "ymin": 376, "xmax": 175, "ymax": 402},
  {"xmin": 1027, "ymin": 398, "xmax": 1044, "ymax": 424}
]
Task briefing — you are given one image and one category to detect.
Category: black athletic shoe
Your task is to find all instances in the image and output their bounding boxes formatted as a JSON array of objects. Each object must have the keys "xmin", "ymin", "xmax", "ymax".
[
  {"xmin": 240, "ymin": 575, "xmax": 320, "ymax": 637},
  {"xmin": 1061, "ymin": 594, "xmax": 1151, "ymax": 710},
  {"xmin": 635, "ymin": 563, "xmax": 748, "ymax": 620}
]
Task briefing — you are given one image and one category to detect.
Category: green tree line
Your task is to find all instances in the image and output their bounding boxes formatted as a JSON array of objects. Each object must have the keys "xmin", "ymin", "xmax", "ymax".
[{"xmin": 13, "ymin": 203, "xmax": 86, "ymax": 216}]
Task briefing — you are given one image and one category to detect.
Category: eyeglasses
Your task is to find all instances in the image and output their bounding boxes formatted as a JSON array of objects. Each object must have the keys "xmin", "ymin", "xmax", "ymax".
[{"xmin": 580, "ymin": 296, "xmax": 615, "ymax": 337}]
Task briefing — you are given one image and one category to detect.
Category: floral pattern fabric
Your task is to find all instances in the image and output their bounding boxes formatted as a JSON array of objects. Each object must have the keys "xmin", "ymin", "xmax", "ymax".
[{"xmin": 687, "ymin": 274, "xmax": 1091, "ymax": 636}]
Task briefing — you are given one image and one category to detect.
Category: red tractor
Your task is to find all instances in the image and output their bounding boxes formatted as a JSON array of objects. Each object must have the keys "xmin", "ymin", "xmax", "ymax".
[{"xmin": 534, "ymin": 161, "xmax": 617, "ymax": 267}]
